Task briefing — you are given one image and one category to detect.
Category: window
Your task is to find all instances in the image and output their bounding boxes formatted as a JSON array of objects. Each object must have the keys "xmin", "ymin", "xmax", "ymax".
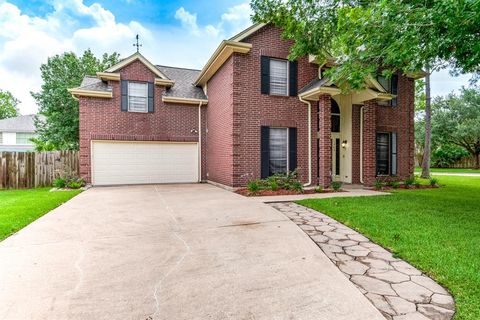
[
  {"xmin": 128, "ymin": 82, "xmax": 148, "ymax": 112},
  {"xmin": 331, "ymin": 99, "xmax": 340, "ymax": 133},
  {"xmin": 15, "ymin": 133, "xmax": 35, "ymax": 145},
  {"xmin": 269, "ymin": 59, "xmax": 288, "ymax": 96},
  {"xmin": 377, "ymin": 75, "xmax": 398, "ymax": 106},
  {"xmin": 261, "ymin": 126, "xmax": 297, "ymax": 178},
  {"xmin": 269, "ymin": 128, "xmax": 289, "ymax": 174},
  {"xmin": 0, "ymin": 133, "xmax": 2, "ymax": 144},
  {"xmin": 376, "ymin": 132, "xmax": 397, "ymax": 176}
]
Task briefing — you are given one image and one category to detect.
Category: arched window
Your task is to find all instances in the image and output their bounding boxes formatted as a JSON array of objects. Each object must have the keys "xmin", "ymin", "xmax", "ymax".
[{"xmin": 331, "ymin": 99, "xmax": 340, "ymax": 132}]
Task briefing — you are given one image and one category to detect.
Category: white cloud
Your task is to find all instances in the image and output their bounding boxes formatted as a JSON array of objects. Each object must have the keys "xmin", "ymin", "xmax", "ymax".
[{"xmin": 0, "ymin": 0, "xmax": 254, "ymax": 115}]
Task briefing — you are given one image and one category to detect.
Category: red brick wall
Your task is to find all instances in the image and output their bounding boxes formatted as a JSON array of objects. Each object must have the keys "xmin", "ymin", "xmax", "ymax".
[
  {"xmin": 79, "ymin": 60, "xmax": 206, "ymax": 183},
  {"xmin": 205, "ymin": 56, "xmax": 234, "ymax": 186},
  {"xmin": 318, "ymin": 95, "xmax": 332, "ymax": 187},
  {"xmin": 231, "ymin": 25, "xmax": 319, "ymax": 187},
  {"xmin": 375, "ymin": 75, "xmax": 415, "ymax": 181}
]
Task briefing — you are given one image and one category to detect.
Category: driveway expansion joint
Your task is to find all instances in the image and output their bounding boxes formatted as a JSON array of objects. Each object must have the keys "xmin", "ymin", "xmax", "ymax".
[{"xmin": 269, "ymin": 202, "xmax": 455, "ymax": 320}]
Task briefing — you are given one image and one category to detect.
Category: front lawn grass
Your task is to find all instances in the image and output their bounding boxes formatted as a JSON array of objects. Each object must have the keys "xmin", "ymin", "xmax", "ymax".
[
  {"xmin": 415, "ymin": 167, "xmax": 480, "ymax": 174},
  {"xmin": 0, "ymin": 188, "xmax": 81, "ymax": 241},
  {"xmin": 298, "ymin": 176, "xmax": 480, "ymax": 320}
]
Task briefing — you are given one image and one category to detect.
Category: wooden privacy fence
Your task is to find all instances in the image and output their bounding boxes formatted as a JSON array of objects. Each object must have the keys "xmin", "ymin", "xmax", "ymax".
[{"xmin": 0, "ymin": 151, "xmax": 79, "ymax": 189}]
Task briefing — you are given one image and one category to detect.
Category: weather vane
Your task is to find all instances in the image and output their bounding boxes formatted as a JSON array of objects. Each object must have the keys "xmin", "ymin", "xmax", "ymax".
[{"xmin": 133, "ymin": 34, "xmax": 142, "ymax": 53}]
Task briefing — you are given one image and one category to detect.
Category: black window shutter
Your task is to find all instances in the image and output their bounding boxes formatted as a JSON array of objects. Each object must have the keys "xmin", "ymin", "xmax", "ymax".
[
  {"xmin": 288, "ymin": 127, "xmax": 297, "ymax": 172},
  {"xmin": 391, "ymin": 74, "xmax": 398, "ymax": 107},
  {"xmin": 121, "ymin": 80, "xmax": 128, "ymax": 112},
  {"xmin": 260, "ymin": 56, "xmax": 270, "ymax": 94},
  {"xmin": 391, "ymin": 132, "xmax": 397, "ymax": 175},
  {"xmin": 289, "ymin": 61, "xmax": 298, "ymax": 97},
  {"xmin": 147, "ymin": 82, "xmax": 154, "ymax": 113},
  {"xmin": 260, "ymin": 126, "xmax": 270, "ymax": 179}
]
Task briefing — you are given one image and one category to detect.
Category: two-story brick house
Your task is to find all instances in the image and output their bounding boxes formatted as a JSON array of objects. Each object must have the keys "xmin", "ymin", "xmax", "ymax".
[{"xmin": 69, "ymin": 23, "xmax": 418, "ymax": 187}]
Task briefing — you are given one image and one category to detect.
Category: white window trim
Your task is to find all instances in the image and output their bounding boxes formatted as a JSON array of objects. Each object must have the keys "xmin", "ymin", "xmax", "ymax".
[
  {"xmin": 269, "ymin": 58, "xmax": 289, "ymax": 96},
  {"xmin": 269, "ymin": 127, "xmax": 290, "ymax": 174},
  {"xmin": 127, "ymin": 81, "xmax": 148, "ymax": 113}
]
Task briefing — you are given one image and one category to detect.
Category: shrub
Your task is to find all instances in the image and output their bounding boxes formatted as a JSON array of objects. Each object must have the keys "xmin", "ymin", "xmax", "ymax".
[
  {"xmin": 373, "ymin": 179, "xmax": 384, "ymax": 190},
  {"xmin": 314, "ymin": 186, "xmax": 323, "ymax": 193},
  {"xmin": 429, "ymin": 177, "xmax": 439, "ymax": 186},
  {"xmin": 67, "ymin": 179, "xmax": 84, "ymax": 189},
  {"xmin": 414, "ymin": 179, "xmax": 421, "ymax": 188},
  {"xmin": 391, "ymin": 181, "xmax": 400, "ymax": 189},
  {"xmin": 269, "ymin": 180, "xmax": 279, "ymax": 191},
  {"xmin": 247, "ymin": 180, "xmax": 260, "ymax": 195},
  {"xmin": 331, "ymin": 181, "xmax": 342, "ymax": 191},
  {"xmin": 52, "ymin": 178, "xmax": 66, "ymax": 188},
  {"xmin": 404, "ymin": 177, "xmax": 415, "ymax": 188},
  {"xmin": 290, "ymin": 181, "xmax": 304, "ymax": 193}
]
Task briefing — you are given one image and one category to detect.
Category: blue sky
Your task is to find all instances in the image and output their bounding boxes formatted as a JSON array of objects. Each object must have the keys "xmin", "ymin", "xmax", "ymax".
[{"xmin": 0, "ymin": 0, "xmax": 472, "ymax": 114}]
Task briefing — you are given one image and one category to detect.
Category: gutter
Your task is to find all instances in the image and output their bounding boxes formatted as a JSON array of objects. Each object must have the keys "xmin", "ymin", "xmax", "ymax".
[
  {"xmin": 360, "ymin": 106, "xmax": 364, "ymax": 184},
  {"xmin": 299, "ymin": 96, "xmax": 312, "ymax": 187},
  {"xmin": 198, "ymin": 101, "xmax": 203, "ymax": 182}
]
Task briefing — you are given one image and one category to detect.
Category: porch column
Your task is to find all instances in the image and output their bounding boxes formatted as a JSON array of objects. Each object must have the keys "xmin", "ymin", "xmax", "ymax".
[
  {"xmin": 318, "ymin": 94, "xmax": 332, "ymax": 188},
  {"xmin": 363, "ymin": 100, "xmax": 377, "ymax": 186}
]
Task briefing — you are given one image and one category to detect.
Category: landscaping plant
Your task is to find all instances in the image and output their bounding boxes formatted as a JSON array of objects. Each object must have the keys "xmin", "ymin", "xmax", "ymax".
[
  {"xmin": 374, "ymin": 179, "xmax": 384, "ymax": 190},
  {"xmin": 429, "ymin": 177, "xmax": 439, "ymax": 187},
  {"xmin": 246, "ymin": 180, "xmax": 260, "ymax": 195},
  {"xmin": 330, "ymin": 181, "xmax": 342, "ymax": 191}
]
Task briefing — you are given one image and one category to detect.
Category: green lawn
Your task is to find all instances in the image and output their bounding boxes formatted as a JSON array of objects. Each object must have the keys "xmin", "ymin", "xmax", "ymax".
[
  {"xmin": 298, "ymin": 176, "xmax": 480, "ymax": 320},
  {"xmin": 415, "ymin": 167, "xmax": 480, "ymax": 173},
  {"xmin": 0, "ymin": 188, "xmax": 81, "ymax": 241}
]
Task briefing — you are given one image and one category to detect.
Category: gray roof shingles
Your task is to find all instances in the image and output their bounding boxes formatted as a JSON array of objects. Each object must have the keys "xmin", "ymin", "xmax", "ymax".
[
  {"xmin": 156, "ymin": 65, "xmax": 207, "ymax": 100},
  {"xmin": 0, "ymin": 114, "xmax": 43, "ymax": 133},
  {"xmin": 298, "ymin": 78, "xmax": 337, "ymax": 94},
  {"xmin": 78, "ymin": 66, "xmax": 206, "ymax": 100}
]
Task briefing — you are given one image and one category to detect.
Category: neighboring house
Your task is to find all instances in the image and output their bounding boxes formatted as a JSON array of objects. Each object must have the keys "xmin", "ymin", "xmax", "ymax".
[
  {"xmin": 70, "ymin": 23, "xmax": 421, "ymax": 187},
  {"xmin": 0, "ymin": 115, "xmax": 39, "ymax": 152}
]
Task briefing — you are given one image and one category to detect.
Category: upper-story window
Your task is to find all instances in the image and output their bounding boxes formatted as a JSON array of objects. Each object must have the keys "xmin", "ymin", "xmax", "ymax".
[
  {"xmin": 269, "ymin": 59, "xmax": 289, "ymax": 96},
  {"xmin": 261, "ymin": 56, "xmax": 298, "ymax": 97},
  {"xmin": 128, "ymin": 82, "xmax": 148, "ymax": 112},
  {"xmin": 377, "ymin": 75, "xmax": 398, "ymax": 107},
  {"xmin": 16, "ymin": 133, "xmax": 35, "ymax": 145}
]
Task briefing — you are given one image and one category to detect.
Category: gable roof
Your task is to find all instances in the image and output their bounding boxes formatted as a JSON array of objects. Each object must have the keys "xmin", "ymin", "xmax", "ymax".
[
  {"xmin": 105, "ymin": 52, "xmax": 170, "ymax": 80},
  {"xmin": 229, "ymin": 23, "xmax": 267, "ymax": 42},
  {"xmin": 0, "ymin": 114, "xmax": 42, "ymax": 133},
  {"xmin": 156, "ymin": 65, "xmax": 207, "ymax": 100}
]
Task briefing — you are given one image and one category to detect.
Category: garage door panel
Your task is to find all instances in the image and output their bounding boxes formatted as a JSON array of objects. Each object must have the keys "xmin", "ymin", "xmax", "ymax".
[{"xmin": 92, "ymin": 141, "xmax": 198, "ymax": 185}]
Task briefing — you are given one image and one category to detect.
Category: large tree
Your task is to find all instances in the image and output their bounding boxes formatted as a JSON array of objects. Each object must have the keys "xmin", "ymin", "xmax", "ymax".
[
  {"xmin": 251, "ymin": 0, "xmax": 479, "ymax": 178},
  {"xmin": 432, "ymin": 88, "xmax": 480, "ymax": 169},
  {"xmin": 32, "ymin": 50, "xmax": 120, "ymax": 150},
  {"xmin": 0, "ymin": 89, "xmax": 20, "ymax": 120}
]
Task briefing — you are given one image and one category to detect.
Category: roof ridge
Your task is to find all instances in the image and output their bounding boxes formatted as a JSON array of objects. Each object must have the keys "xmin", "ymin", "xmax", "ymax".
[{"xmin": 156, "ymin": 65, "xmax": 201, "ymax": 72}]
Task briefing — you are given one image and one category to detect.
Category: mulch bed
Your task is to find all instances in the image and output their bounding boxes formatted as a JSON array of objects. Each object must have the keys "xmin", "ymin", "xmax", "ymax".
[{"xmin": 235, "ymin": 188, "xmax": 345, "ymax": 197}]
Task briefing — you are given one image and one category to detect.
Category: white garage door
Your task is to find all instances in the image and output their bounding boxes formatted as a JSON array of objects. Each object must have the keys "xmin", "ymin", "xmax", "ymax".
[{"xmin": 91, "ymin": 141, "xmax": 198, "ymax": 185}]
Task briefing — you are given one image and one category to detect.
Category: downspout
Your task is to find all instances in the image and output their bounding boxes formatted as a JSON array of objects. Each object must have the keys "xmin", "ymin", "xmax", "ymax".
[
  {"xmin": 198, "ymin": 101, "xmax": 202, "ymax": 182},
  {"xmin": 360, "ymin": 106, "xmax": 364, "ymax": 184},
  {"xmin": 299, "ymin": 96, "xmax": 312, "ymax": 187}
]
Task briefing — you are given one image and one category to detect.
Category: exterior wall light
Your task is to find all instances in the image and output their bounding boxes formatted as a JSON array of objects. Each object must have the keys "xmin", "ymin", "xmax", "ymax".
[{"xmin": 341, "ymin": 140, "xmax": 348, "ymax": 149}]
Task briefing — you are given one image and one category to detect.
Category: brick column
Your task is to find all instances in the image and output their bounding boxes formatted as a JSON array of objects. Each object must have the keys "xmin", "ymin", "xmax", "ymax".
[
  {"xmin": 363, "ymin": 100, "xmax": 377, "ymax": 186},
  {"xmin": 318, "ymin": 95, "xmax": 332, "ymax": 188}
]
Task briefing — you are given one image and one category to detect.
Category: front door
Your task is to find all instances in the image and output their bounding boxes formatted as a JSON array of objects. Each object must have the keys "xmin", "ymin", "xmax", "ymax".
[{"xmin": 331, "ymin": 133, "xmax": 341, "ymax": 181}]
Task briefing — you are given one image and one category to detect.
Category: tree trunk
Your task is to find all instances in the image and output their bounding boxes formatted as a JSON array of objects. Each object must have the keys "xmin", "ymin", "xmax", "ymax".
[
  {"xmin": 421, "ymin": 71, "xmax": 431, "ymax": 179},
  {"xmin": 475, "ymin": 153, "xmax": 480, "ymax": 170}
]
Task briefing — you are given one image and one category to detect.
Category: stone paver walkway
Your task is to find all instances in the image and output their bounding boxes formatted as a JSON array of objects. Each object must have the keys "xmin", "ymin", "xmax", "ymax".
[{"xmin": 270, "ymin": 202, "xmax": 455, "ymax": 320}]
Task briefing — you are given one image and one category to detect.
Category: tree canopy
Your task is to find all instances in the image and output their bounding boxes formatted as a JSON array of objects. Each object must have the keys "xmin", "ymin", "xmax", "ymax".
[
  {"xmin": 251, "ymin": 0, "xmax": 480, "ymax": 89},
  {"xmin": 32, "ymin": 50, "xmax": 120, "ymax": 150},
  {"xmin": 0, "ymin": 89, "xmax": 20, "ymax": 120},
  {"xmin": 432, "ymin": 88, "xmax": 480, "ymax": 168}
]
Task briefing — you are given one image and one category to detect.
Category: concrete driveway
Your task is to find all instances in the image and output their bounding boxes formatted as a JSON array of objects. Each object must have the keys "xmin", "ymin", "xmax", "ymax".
[{"xmin": 0, "ymin": 184, "xmax": 384, "ymax": 320}]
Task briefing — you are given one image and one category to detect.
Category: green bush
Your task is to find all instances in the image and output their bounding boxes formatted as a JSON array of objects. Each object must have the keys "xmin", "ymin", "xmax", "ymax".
[
  {"xmin": 432, "ymin": 144, "xmax": 469, "ymax": 168},
  {"xmin": 67, "ymin": 179, "xmax": 84, "ymax": 189},
  {"xmin": 52, "ymin": 178, "xmax": 66, "ymax": 188},
  {"xmin": 314, "ymin": 186, "xmax": 323, "ymax": 193},
  {"xmin": 374, "ymin": 179, "xmax": 384, "ymax": 190},
  {"xmin": 414, "ymin": 179, "xmax": 421, "ymax": 188},
  {"xmin": 247, "ymin": 180, "xmax": 260, "ymax": 195},
  {"xmin": 331, "ymin": 181, "xmax": 342, "ymax": 191},
  {"xmin": 391, "ymin": 181, "xmax": 400, "ymax": 189},
  {"xmin": 291, "ymin": 181, "xmax": 304, "ymax": 193},
  {"xmin": 429, "ymin": 177, "xmax": 439, "ymax": 186},
  {"xmin": 404, "ymin": 177, "xmax": 415, "ymax": 188},
  {"xmin": 269, "ymin": 180, "xmax": 279, "ymax": 191}
]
